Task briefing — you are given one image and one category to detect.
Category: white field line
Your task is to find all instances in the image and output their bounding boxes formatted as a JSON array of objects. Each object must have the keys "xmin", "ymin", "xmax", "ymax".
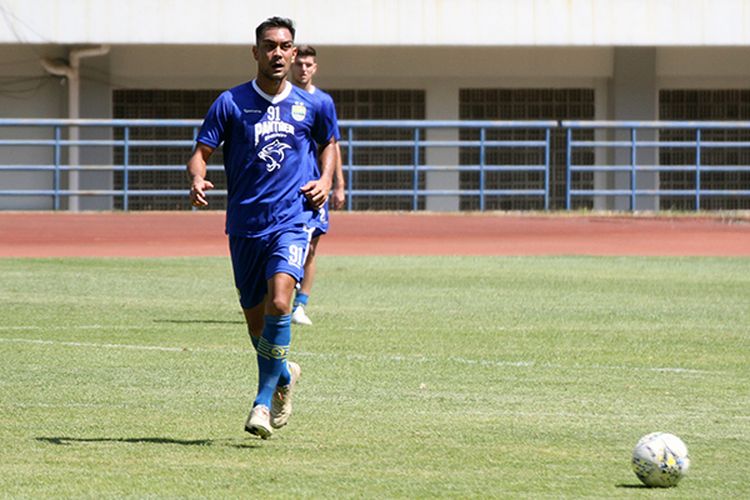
[
  {"xmin": 0, "ymin": 336, "xmax": 186, "ymax": 352},
  {"xmin": 0, "ymin": 333, "xmax": 720, "ymax": 376},
  {"xmin": 0, "ymin": 324, "xmax": 214, "ymax": 332},
  {"xmin": 447, "ymin": 356, "xmax": 709, "ymax": 374}
]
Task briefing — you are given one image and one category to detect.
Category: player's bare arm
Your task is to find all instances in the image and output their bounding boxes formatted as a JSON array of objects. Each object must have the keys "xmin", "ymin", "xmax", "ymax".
[
  {"xmin": 301, "ymin": 137, "xmax": 337, "ymax": 209},
  {"xmin": 187, "ymin": 143, "xmax": 215, "ymax": 207},
  {"xmin": 315, "ymin": 141, "xmax": 344, "ymax": 209},
  {"xmin": 331, "ymin": 143, "xmax": 345, "ymax": 209}
]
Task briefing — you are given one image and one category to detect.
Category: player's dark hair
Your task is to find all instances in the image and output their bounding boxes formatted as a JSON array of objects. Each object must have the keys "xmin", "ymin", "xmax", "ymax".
[
  {"xmin": 296, "ymin": 45, "xmax": 317, "ymax": 58},
  {"xmin": 255, "ymin": 17, "xmax": 296, "ymax": 44}
]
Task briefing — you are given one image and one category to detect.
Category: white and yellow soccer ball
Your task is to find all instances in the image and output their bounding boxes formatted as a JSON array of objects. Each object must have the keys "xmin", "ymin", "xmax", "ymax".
[{"xmin": 631, "ymin": 432, "xmax": 690, "ymax": 487}]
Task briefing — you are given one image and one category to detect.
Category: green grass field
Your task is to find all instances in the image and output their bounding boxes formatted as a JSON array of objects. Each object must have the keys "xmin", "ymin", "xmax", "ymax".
[{"xmin": 1, "ymin": 256, "xmax": 748, "ymax": 498}]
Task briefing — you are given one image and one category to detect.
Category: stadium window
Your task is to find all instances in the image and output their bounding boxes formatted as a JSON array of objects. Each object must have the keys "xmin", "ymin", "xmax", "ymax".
[
  {"xmin": 458, "ymin": 88, "xmax": 595, "ymax": 210},
  {"xmin": 328, "ymin": 89, "xmax": 427, "ymax": 211},
  {"xmin": 659, "ymin": 89, "xmax": 750, "ymax": 210},
  {"xmin": 111, "ymin": 89, "xmax": 225, "ymax": 211}
]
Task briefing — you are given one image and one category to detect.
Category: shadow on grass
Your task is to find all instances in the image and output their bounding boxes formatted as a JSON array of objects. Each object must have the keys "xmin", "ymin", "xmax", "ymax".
[
  {"xmin": 615, "ymin": 483, "xmax": 651, "ymax": 489},
  {"xmin": 36, "ymin": 436, "xmax": 260, "ymax": 449}
]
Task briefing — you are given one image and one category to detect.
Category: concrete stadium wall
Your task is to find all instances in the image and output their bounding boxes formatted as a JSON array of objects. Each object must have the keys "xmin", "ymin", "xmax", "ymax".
[
  {"xmin": 0, "ymin": 46, "xmax": 62, "ymax": 209},
  {"xmin": 0, "ymin": 46, "xmax": 112, "ymax": 210}
]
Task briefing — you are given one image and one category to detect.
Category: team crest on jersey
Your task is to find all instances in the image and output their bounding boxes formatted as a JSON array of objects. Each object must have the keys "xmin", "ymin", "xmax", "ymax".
[
  {"xmin": 291, "ymin": 102, "xmax": 307, "ymax": 121},
  {"xmin": 258, "ymin": 139, "xmax": 292, "ymax": 172}
]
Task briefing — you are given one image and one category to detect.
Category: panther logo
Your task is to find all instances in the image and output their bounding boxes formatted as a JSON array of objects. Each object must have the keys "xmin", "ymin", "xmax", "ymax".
[{"xmin": 258, "ymin": 139, "xmax": 292, "ymax": 172}]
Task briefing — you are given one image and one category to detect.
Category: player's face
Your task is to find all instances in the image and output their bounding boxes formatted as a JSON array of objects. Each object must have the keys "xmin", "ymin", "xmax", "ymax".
[
  {"xmin": 253, "ymin": 27, "xmax": 296, "ymax": 82},
  {"xmin": 291, "ymin": 56, "xmax": 317, "ymax": 87}
]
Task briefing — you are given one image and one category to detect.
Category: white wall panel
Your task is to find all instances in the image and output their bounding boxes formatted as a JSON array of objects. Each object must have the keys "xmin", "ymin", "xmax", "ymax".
[{"xmin": 2, "ymin": 0, "xmax": 750, "ymax": 46}]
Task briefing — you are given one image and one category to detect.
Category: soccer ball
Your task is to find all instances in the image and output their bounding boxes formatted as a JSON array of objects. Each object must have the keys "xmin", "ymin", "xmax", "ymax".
[{"xmin": 631, "ymin": 432, "xmax": 690, "ymax": 487}]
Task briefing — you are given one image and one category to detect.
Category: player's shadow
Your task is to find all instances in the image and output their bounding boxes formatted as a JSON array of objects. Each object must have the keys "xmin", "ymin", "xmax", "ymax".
[{"xmin": 36, "ymin": 436, "xmax": 259, "ymax": 449}]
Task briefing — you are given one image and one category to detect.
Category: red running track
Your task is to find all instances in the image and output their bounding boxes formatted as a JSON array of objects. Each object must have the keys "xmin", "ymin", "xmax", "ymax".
[{"xmin": 1, "ymin": 211, "xmax": 749, "ymax": 257}]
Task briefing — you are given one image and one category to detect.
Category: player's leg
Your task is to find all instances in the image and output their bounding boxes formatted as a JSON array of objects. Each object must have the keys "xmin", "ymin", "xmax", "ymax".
[
  {"xmin": 248, "ymin": 228, "xmax": 310, "ymax": 436},
  {"xmin": 300, "ymin": 236, "xmax": 320, "ymax": 300},
  {"xmin": 241, "ymin": 299, "xmax": 276, "ymax": 439},
  {"xmin": 249, "ymin": 273, "xmax": 296, "ymax": 436},
  {"xmin": 254, "ymin": 273, "xmax": 297, "ymax": 409},
  {"xmin": 247, "ymin": 272, "xmax": 296, "ymax": 437},
  {"xmin": 292, "ymin": 235, "xmax": 319, "ymax": 325},
  {"xmin": 228, "ymin": 235, "xmax": 276, "ymax": 438},
  {"xmin": 265, "ymin": 272, "xmax": 302, "ymax": 429},
  {"xmin": 243, "ymin": 295, "xmax": 299, "ymax": 435}
]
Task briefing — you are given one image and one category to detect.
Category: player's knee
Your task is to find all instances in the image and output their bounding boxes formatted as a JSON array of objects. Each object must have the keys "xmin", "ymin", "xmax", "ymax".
[{"xmin": 267, "ymin": 295, "xmax": 292, "ymax": 315}]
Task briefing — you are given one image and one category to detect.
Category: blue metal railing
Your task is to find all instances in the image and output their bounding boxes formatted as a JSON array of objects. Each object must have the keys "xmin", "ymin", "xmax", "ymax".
[
  {"xmin": 1, "ymin": 118, "xmax": 749, "ymax": 211},
  {"xmin": 0, "ymin": 119, "xmax": 202, "ymax": 210},
  {"xmin": 337, "ymin": 120, "xmax": 555, "ymax": 211},
  {"xmin": 0, "ymin": 118, "xmax": 555, "ymax": 211},
  {"xmin": 563, "ymin": 120, "xmax": 750, "ymax": 210}
]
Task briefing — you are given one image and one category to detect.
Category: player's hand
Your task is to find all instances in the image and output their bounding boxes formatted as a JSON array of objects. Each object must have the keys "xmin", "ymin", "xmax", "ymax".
[
  {"xmin": 301, "ymin": 179, "xmax": 331, "ymax": 210},
  {"xmin": 190, "ymin": 177, "xmax": 214, "ymax": 207},
  {"xmin": 331, "ymin": 185, "xmax": 346, "ymax": 210}
]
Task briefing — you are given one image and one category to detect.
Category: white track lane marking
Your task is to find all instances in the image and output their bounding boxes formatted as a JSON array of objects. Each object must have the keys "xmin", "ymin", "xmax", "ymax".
[{"xmin": 0, "ymin": 335, "xmax": 720, "ymax": 376}]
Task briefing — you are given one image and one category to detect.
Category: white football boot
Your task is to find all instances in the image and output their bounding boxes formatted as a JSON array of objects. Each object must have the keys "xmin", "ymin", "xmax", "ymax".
[
  {"xmin": 291, "ymin": 305, "xmax": 313, "ymax": 326},
  {"xmin": 244, "ymin": 405, "xmax": 273, "ymax": 439},
  {"xmin": 271, "ymin": 361, "xmax": 301, "ymax": 429}
]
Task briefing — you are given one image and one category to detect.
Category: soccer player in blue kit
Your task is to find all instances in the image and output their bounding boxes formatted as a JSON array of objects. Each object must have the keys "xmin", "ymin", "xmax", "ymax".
[
  {"xmin": 186, "ymin": 17, "xmax": 339, "ymax": 439},
  {"xmin": 289, "ymin": 45, "xmax": 345, "ymax": 326}
]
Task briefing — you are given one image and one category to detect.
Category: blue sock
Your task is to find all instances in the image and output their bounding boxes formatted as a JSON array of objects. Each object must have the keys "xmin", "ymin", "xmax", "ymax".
[
  {"xmin": 294, "ymin": 292, "xmax": 309, "ymax": 309},
  {"xmin": 277, "ymin": 361, "xmax": 291, "ymax": 387},
  {"xmin": 253, "ymin": 314, "xmax": 291, "ymax": 408},
  {"xmin": 251, "ymin": 329, "xmax": 289, "ymax": 386}
]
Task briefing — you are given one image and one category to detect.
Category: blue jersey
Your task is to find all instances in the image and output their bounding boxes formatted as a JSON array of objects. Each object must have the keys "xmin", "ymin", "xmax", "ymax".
[
  {"xmin": 305, "ymin": 86, "xmax": 341, "ymax": 180},
  {"xmin": 196, "ymin": 80, "xmax": 338, "ymax": 237}
]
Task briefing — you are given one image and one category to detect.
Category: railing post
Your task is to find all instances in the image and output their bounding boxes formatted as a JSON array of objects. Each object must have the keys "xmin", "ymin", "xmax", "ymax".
[
  {"xmin": 53, "ymin": 126, "xmax": 61, "ymax": 211},
  {"xmin": 565, "ymin": 127, "xmax": 572, "ymax": 210},
  {"xmin": 544, "ymin": 127, "xmax": 551, "ymax": 211},
  {"xmin": 479, "ymin": 127, "xmax": 486, "ymax": 211},
  {"xmin": 123, "ymin": 126, "xmax": 130, "ymax": 211},
  {"xmin": 412, "ymin": 127, "xmax": 420, "ymax": 211},
  {"xmin": 695, "ymin": 129, "xmax": 702, "ymax": 211},
  {"xmin": 630, "ymin": 127, "xmax": 637, "ymax": 211},
  {"xmin": 346, "ymin": 127, "xmax": 354, "ymax": 212},
  {"xmin": 190, "ymin": 127, "xmax": 198, "ymax": 211}
]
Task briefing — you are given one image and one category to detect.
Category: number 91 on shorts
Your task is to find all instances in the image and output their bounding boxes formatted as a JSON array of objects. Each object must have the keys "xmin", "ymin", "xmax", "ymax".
[{"xmin": 228, "ymin": 227, "xmax": 312, "ymax": 310}]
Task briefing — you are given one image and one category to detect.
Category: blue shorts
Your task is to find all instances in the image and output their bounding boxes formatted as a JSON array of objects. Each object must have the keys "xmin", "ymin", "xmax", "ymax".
[
  {"xmin": 229, "ymin": 226, "xmax": 314, "ymax": 310},
  {"xmin": 308, "ymin": 202, "xmax": 329, "ymax": 238}
]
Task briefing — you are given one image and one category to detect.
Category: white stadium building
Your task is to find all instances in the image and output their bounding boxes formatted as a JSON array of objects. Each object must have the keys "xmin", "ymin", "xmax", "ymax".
[{"xmin": 1, "ymin": 0, "xmax": 749, "ymax": 211}]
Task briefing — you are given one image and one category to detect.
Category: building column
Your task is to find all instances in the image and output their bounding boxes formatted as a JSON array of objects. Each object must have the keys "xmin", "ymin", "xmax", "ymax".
[
  {"xmin": 78, "ymin": 73, "xmax": 113, "ymax": 210},
  {"xmin": 425, "ymin": 82, "xmax": 459, "ymax": 211},
  {"xmin": 609, "ymin": 48, "xmax": 659, "ymax": 211}
]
